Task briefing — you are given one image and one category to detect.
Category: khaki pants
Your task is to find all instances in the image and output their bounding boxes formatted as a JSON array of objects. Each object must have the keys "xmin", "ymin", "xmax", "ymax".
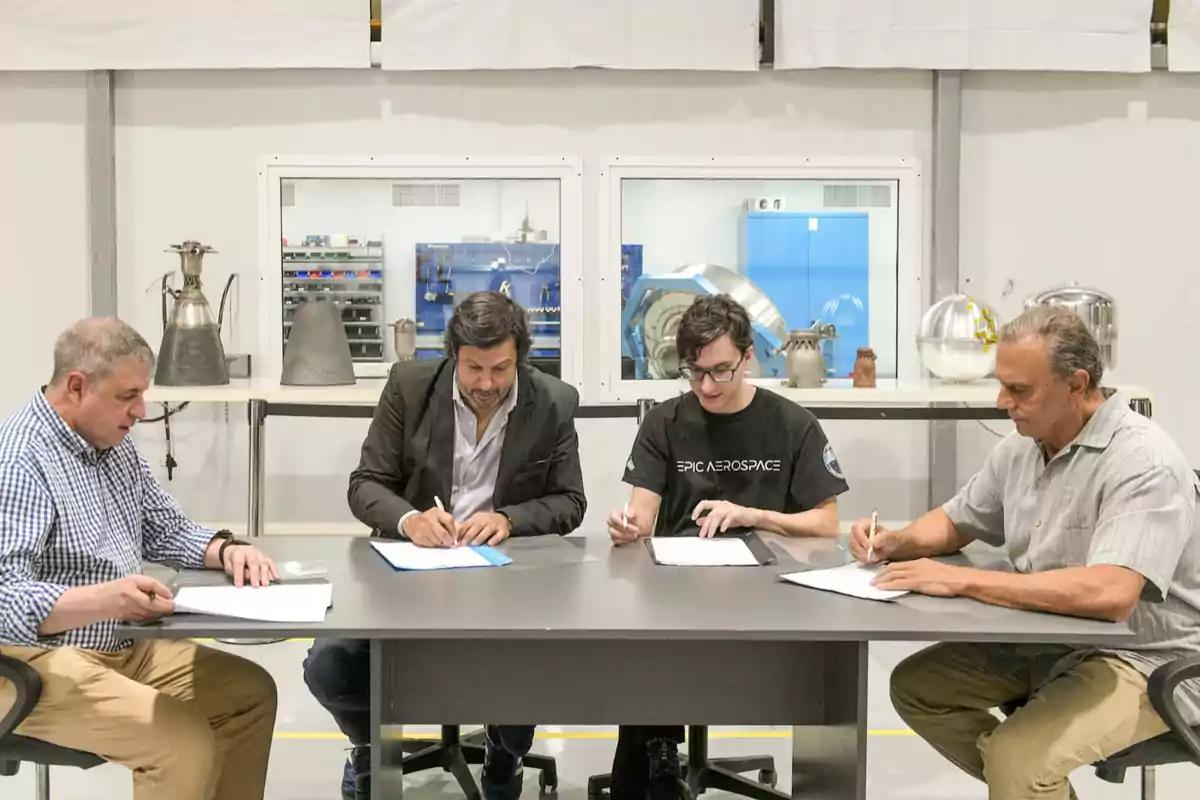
[
  {"xmin": 891, "ymin": 642, "xmax": 1168, "ymax": 800},
  {"xmin": 0, "ymin": 639, "xmax": 277, "ymax": 800}
]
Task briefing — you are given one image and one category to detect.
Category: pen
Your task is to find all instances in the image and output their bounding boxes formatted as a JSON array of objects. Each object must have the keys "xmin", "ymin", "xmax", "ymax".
[
  {"xmin": 434, "ymin": 496, "xmax": 456, "ymax": 546},
  {"xmin": 622, "ymin": 502, "xmax": 629, "ymax": 535},
  {"xmin": 867, "ymin": 509, "xmax": 878, "ymax": 563}
]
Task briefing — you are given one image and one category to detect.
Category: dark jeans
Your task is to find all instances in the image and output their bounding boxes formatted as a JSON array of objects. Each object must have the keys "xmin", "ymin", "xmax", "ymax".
[
  {"xmin": 611, "ymin": 725, "xmax": 685, "ymax": 800},
  {"xmin": 302, "ymin": 638, "xmax": 536, "ymax": 797}
]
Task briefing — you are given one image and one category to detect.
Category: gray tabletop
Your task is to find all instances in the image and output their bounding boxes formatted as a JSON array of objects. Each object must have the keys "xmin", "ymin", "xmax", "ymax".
[{"xmin": 119, "ymin": 533, "xmax": 1134, "ymax": 646}]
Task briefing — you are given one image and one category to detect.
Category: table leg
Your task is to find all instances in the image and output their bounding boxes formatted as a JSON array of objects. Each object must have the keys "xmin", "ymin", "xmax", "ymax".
[
  {"xmin": 217, "ymin": 398, "xmax": 280, "ymax": 645},
  {"xmin": 372, "ymin": 639, "xmax": 405, "ymax": 800},
  {"xmin": 790, "ymin": 641, "xmax": 868, "ymax": 800}
]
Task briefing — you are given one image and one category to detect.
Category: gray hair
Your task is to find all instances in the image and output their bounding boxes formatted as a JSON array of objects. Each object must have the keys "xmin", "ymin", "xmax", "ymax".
[
  {"xmin": 998, "ymin": 305, "xmax": 1104, "ymax": 391},
  {"xmin": 50, "ymin": 317, "xmax": 155, "ymax": 385}
]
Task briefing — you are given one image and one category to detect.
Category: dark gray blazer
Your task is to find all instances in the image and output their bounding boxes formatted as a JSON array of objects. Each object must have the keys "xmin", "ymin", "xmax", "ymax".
[{"xmin": 348, "ymin": 358, "xmax": 587, "ymax": 539}]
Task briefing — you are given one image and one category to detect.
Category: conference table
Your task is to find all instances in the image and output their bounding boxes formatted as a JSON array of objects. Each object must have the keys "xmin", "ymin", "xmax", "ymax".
[{"xmin": 119, "ymin": 532, "xmax": 1135, "ymax": 800}]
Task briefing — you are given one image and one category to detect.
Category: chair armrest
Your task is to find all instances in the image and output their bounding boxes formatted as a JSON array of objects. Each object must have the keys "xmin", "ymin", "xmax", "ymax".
[
  {"xmin": 1146, "ymin": 653, "xmax": 1200, "ymax": 763},
  {"xmin": 0, "ymin": 653, "xmax": 42, "ymax": 739}
]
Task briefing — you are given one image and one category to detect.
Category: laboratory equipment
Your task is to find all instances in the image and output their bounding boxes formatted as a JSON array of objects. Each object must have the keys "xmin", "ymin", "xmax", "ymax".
[
  {"xmin": 918, "ymin": 293, "xmax": 1001, "ymax": 383},
  {"xmin": 1024, "ymin": 282, "xmax": 1117, "ymax": 371},
  {"xmin": 783, "ymin": 329, "xmax": 826, "ymax": 388},
  {"xmin": 155, "ymin": 240, "xmax": 229, "ymax": 386},
  {"xmin": 280, "ymin": 301, "xmax": 357, "ymax": 386},
  {"xmin": 390, "ymin": 318, "xmax": 416, "ymax": 361},
  {"xmin": 739, "ymin": 211, "xmax": 870, "ymax": 377},
  {"xmin": 620, "ymin": 263, "xmax": 790, "ymax": 379}
]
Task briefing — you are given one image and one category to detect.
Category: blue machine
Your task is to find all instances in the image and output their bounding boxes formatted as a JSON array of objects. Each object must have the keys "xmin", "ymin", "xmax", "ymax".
[
  {"xmin": 414, "ymin": 243, "xmax": 644, "ymax": 362},
  {"xmin": 739, "ymin": 211, "xmax": 870, "ymax": 377},
  {"xmin": 620, "ymin": 264, "xmax": 790, "ymax": 380}
]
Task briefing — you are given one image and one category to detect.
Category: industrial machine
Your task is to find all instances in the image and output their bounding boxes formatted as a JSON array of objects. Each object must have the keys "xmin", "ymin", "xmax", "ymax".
[
  {"xmin": 739, "ymin": 211, "xmax": 869, "ymax": 377},
  {"xmin": 412, "ymin": 242, "xmax": 644, "ymax": 378},
  {"xmin": 620, "ymin": 263, "xmax": 791, "ymax": 380},
  {"xmin": 155, "ymin": 240, "xmax": 230, "ymax": 386}
]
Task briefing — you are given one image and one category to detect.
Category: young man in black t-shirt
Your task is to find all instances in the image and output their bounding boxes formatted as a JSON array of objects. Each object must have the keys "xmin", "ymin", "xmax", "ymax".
[{"xmin": 604, "ymin": 294, "xmax": 849, "ymax": 800}]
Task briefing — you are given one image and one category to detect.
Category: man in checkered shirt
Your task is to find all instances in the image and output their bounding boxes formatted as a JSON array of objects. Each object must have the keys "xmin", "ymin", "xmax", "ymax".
[{"xmin": 0, "ymin": 318, "xmax": 279, "ymax": 800}]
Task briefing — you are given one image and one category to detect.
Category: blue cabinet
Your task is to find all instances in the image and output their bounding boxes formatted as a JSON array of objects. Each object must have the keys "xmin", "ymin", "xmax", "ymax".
[{"xmin": 739, "ymin": 212, "xmax": 869, "ymax": 377}]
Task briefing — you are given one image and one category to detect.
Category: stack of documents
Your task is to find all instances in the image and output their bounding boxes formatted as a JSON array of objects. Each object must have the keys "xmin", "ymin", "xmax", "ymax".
[
  {"xmin": 173, "ymin": 582, "xmax": 333, "ymax": 623},
  {"xmin": 779, "ymin": 562, "xmax": 909, "ymax": 602},
  {"xmin": 647, "ymin": 537, "xmax": 760, "ymax": 567},
  {"xmin": 370, "ymin": 541, "xmax": 513, "ymax": 571}
]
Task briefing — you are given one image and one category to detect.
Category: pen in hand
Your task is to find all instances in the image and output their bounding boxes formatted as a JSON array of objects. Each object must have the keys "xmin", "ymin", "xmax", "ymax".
[
  {"xmin": 622, "ymin": 502, "xmax": 629, "ymax": 535},
  {"xmin": 867, "ymin": 509, "xmax": 878, "ymax": 563},
  {"xmin": 434, "ymin": 495, "xmax": 457, "ymax": 546}
]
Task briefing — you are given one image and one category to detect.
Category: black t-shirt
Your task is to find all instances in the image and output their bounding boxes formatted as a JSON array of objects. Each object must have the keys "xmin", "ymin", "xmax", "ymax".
[{"xmin": 622, "ymin": 388, "xmax": 849, "ymax": 537}]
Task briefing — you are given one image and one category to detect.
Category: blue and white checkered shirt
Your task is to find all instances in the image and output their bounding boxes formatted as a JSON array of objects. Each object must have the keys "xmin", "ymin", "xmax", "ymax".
[{"xmin": 0, "ymin": 391, "xmax": 214, "ymax": 652}]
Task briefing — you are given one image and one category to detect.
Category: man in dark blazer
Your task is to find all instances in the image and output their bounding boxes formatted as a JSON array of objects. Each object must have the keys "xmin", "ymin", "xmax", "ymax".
[{"xmin": 302, "ymin": 291, "xmax": 586, "ymax": 800}]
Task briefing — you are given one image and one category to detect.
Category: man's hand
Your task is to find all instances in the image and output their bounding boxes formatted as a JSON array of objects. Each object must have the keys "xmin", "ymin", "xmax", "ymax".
[
  {"xmin": 691, "ymin": 500, "xmax": 762, "ymax": 538},
  {"xmin": 849, "ymin": 517, "xmax": 901, "ymax": 564},
  {"xmin": 95, "ymin": 575, "xmax": 176, "ymax": 621},
  {"xmin": 222, "ymin": 544, "xmax": 280, "ymax": 588},
  {"xmin": 872, "ymin": 559, "xmax": 971, "ymax": 597},
  {"xmin": 458, "ymin": 512, "xmax": 511, "ymax": 546},
  {"xmin": 607, "ymin": 507, "xmax": 642, "ymax": 545},
  {"xmin": 403, "ymin": 507, "xmax": 458, "ymax": 548}
]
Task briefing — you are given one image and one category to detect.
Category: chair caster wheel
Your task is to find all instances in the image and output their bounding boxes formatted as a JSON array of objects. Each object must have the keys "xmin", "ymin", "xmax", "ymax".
[
  {"xmin": 759, "ymin": 769, "xmax": 777, "ymax": 788},
  {"xmin": 539, "ymin": 769, "xmax": 558, "ymax": 793}
]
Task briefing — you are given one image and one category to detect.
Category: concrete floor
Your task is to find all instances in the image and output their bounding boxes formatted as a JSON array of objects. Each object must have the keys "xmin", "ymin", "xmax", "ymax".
[{"xmin": 3, "ymin": 640, "xmax": 1191, "ymax": 799}]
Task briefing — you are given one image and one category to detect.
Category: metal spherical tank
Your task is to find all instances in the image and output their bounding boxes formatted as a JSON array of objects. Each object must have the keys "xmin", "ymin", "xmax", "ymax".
[
  {"xmin": 917, "ymin": 294, "xmax": 1001, "ymax": 383},
  {"xmin": 1023, "ymin": 282, "xmax": 1117, "ymax": 370}
]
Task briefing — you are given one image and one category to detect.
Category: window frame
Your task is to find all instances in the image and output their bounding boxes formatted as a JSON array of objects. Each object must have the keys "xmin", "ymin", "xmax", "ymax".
[
  {"xmin": 257, "ymin": 155, "xmax": 584, "ymax": 388},
  {"xmin": 593, "ymin": 155, "xmax": 924, "ymax": 404}
]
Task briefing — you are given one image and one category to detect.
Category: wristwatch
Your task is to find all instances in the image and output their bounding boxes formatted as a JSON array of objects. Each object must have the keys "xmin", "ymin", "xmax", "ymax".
[{"xmin": 212, "ymin": 529, "xmax": 250, "ymax": 567}]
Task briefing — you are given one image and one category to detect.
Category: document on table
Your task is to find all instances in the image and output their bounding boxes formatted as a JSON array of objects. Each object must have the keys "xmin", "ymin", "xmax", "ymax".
[
  {"xmin": 779, "ymin": 562, "xmax": 909, "ymax": 602},
  {"xmin": 648, "ymin": 536, "xmax": 760, "ymax": 567},
  {"xmin": 173, "ymin": 582, "xmax": 333, "ymax": 623},
  {"xmin": 370, "ymin": 540, "xmax": 513, "ymax": 571}
]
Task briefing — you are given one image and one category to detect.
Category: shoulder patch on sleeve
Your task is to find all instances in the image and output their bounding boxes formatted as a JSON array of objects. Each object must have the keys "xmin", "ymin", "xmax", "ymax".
[
  {"xmin": 823, "ymin": 442, "xmax": 844, "ymax": 480},
  {"xmin": 626, "ymin": 456, "xmax": 636, "ymax": 472}
]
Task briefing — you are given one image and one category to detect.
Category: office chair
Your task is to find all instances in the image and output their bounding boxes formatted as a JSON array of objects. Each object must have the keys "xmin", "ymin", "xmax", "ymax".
[
  {"xmin": 402, "ymin": 725, "xmax": 559, "ymax": 798},
  {"xmin": 586, "ymin": 725, "xmax": 783, "ymax": 800},
  {"xmin": 0, "ymin": 654, "xmax": 106, "ymax": 800}
]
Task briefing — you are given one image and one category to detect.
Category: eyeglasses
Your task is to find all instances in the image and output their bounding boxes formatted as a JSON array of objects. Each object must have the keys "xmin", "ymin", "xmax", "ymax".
[{"xmin": 679, "ymin": 353, "xmax": 746, "ymax": 383}]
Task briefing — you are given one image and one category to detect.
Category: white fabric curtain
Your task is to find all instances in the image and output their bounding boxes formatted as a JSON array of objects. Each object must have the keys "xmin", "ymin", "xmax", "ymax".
[
  {"xmin": 1167, "ymin": 1, "xmax": 1200, "ymax": 70},
  {"xmin": 380, "ymin": 0, "xmax": 761, "ymax": 71},
  {"xmin": 775, "ymin": 0, "xmax": 1153, "ymax": 72},
  {"xmin": 0, "ymin": 0, "xmax": 369, "ymax": 70}
]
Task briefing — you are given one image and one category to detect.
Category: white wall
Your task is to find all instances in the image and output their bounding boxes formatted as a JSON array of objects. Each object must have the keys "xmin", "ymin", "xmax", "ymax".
[
  {"xmin": 0, "ymin": 72, "xmax": 90, "ymax": 416},
  {"xmin": 111, "ymin": 68, "xmax": 934, "ymax": 533},
  {"xmin": 957, "ymin": 70, "xmax": 1200, "ymax": 478}
]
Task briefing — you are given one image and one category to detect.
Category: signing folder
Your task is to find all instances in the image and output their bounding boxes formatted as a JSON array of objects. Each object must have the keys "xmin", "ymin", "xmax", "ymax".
[
  {"xmin": 646, "ymin": 531, "xmax": 776, "ymax": 567},
  {"xmin": 370, "ymin": 540, "xmax": 513, "ymax": 571}
]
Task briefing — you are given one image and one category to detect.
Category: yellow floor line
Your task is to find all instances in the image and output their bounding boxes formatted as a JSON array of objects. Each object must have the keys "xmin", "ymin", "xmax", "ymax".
[{"xmin": 273, "ymin": 729, "xmax": 915, "ymax": 741}]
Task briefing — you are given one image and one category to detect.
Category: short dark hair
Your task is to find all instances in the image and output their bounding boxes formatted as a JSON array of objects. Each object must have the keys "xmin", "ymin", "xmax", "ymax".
[
  {"xmin": 445, "ymin": 291, "xmax": 532, "ymax": 360},
  {"xmin": 676, "ymin": 294, "xmax": 753, "ymax": 364}
]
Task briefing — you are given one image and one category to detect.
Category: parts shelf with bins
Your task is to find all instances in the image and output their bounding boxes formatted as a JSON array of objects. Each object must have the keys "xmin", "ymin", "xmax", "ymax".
[{"xmin": 282, "ymin": 242, "xmax": 386, "ymax": 368}]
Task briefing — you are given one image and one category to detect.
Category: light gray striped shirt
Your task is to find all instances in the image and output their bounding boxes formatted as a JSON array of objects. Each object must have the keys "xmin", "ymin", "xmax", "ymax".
[{"xmin": 944, "ymin": 393, "xmax": 1200, "ymax": 724}]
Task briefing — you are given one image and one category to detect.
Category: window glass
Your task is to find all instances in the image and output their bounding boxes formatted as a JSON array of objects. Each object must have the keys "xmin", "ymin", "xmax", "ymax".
[
  {"xmin": 619, "ymin": 178, "xmax": 900, "ymax": 381},
  {"xmin": 280, "ymin": 178, "xmax": 562, "ymax": 378}
]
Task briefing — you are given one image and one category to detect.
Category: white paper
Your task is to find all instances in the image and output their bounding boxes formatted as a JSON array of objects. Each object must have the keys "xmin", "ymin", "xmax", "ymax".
[
  {"xmin": 650, "ymin": 537, "xmax": 759, "ymax": 567},
  {"xmin": 0, "ymin": 0, "xmax": 369, "ymax": 70},
  {"xmin": 174, "ymin": 583, "xmax": 333, "ymax": 623},
  {"xmin": 780, "ymin": 563, "xmax": 909, "ymax": 602},
  {"xmin": 381, "ymin": 0, "xmax": 760, "ymax": 71},
  {"xmin": 1169, "ymin": 2, "xmax": 1200, "ymax": 71},
  {"xmin": 775, "ymin": 0, "xmax": 1153, "ymax": 72},
  {"xmin": 371, "ymin": 541, "xmax": 494, "ymax": 570}
]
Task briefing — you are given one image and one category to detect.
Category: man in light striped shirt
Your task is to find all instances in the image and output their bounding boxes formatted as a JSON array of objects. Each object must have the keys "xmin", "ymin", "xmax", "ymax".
[
  {"xmin": 848, "ymin": 305, "xmax": 1200, "ymax": 800},
  {"xmin": 0, "ymin": 318, "xmax": 280, "ymax": 800}
]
